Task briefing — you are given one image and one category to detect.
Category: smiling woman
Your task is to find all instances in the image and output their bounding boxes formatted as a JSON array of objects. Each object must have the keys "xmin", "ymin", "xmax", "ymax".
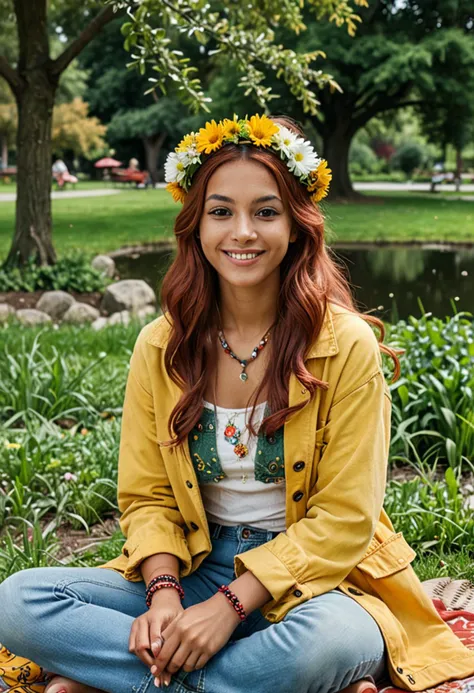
[{"xmin": 1, "ymin": 114, "xmax": 474, "ymax": 693}]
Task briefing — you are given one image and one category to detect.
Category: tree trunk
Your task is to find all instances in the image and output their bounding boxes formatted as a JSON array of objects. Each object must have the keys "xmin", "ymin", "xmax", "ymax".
[
  {"xmin": 322, "ymin": 126, "xmax": 361, "ymax": 200},
  {"xmin": 1, "ymin": 137, "xmax": 8, "ymax": 168},
  {"xmin": 143, "ymin": 132, "xmax": 166, "ymax": 184},
  {"xmin": 5, "ymin": 75, "xmax": 57, "ymax": 267}
]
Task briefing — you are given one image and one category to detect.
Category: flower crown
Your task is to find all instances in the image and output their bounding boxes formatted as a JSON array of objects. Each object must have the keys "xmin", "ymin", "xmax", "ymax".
[{"xmin": 164, "ymin": 114, "xmax": 332, "ymax": 205}]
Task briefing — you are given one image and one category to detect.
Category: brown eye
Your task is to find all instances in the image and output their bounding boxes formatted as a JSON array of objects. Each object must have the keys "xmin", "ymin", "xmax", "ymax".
[
  {"xmin": 257, "ymin": 208, "xmax": 278, "ymax": 217},
  {"xmin": 209, "ymin": 208, "xmax": 231, "ymax": 216}
]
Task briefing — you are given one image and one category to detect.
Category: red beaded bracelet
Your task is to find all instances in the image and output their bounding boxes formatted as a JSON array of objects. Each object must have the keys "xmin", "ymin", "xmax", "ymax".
[
  {"xmin": 146, "ymin": 577, "xmax": 184, "ymax": 608},
  {"xmin": 146, "ymin": 581, "xmax": 184, "ymax": 607},
  {"xmin": 217, "ymin": 585, "xmax": 247, "ymax": 622}
]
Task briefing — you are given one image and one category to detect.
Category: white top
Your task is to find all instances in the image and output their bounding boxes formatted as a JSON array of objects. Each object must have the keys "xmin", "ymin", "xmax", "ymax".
[{"xmin": 199, "ymin": 400, "xmax": 287, "ymax": 531}]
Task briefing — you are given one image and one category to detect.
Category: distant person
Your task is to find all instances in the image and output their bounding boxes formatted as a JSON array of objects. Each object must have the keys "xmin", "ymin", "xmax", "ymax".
[
  {"xmin": 52, "ymin": 159, "xmax": 78, "ymax": 189},
  {"xmin": 430, "ymin": 162, "xmax": 445, "ymax": 193}
]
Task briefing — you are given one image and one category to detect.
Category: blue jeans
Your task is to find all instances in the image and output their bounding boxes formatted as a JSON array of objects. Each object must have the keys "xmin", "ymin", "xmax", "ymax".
[{"xmin": 0, "ymin": 522, "xmax": 387, "ymax": 693}]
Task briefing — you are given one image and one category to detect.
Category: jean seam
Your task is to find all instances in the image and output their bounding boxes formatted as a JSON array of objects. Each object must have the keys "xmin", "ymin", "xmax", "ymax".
[
  {"xmin": 52, "ymin": 577, "xmax": 143, "ymax": 601},
  {"xmin": 133, "ymin": 669, "xmax": 153, "ymax": 693}
]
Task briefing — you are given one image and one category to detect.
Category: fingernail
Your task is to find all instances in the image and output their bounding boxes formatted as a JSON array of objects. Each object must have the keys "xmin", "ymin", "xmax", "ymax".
[{"xmin": 154, "ymin": 677, "xmax": 160, "ymax": 687}]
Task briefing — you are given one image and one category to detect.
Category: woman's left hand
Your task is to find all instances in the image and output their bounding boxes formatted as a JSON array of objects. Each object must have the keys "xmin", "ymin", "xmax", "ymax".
[{"xmin": 150, "ymin": 593, "xmax": 241, "ymax": 679}]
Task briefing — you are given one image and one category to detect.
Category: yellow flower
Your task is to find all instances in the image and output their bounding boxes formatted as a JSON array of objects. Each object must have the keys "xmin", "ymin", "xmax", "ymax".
[
  {"xmin": 80, "ymin": 427, "xmax": 89, "ymax": 436},
  {"xmin": 5, "ymin": 442, "xmax": 21, "ymax": 450},
  {"xmin": 196, "ymin": 119, "xmax": 225, "ymax": 154},
  {"xmin": 222, "ymin": 115, "xmax": 241, "ymax": 140},
  {"xmin": 247, "ymin": 114, "xmax": 279, "ymax": 147},
  {"xmin": 176, "ymin": 133, "xmax": 196, "ymax": 152},
  {"xmin": 307, "ymin": 160, "xmax": 332, "ymax": 193},
  {"xmin": 166, "ymin": 181, "xmax": 186, "ymax": 204},
  {"xmin": 310, "ymin": 187, "xmax": 329, "ymax": 203}
]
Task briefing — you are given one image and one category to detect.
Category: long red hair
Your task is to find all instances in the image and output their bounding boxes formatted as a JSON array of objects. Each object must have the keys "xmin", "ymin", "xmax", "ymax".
[{"xmin": 159, "ymin": 115, "xmax": 401, "ymax": 448}]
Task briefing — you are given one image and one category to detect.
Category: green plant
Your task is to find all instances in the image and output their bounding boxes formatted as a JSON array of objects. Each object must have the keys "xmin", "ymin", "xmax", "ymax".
[{"xmin": 0, "ymin": 251, "xmax": 112, "ymax": 292}]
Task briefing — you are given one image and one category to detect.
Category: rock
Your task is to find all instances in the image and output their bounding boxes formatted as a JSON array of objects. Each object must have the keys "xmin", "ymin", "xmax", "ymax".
[
  {"xmin": 92, "ymin": 254, "xmax": 116, "ymax": 278},
  {"xmin": 101, "ymin": 279, "xmax": 156, "ymax": 314},
  {"xmin": 36, "ymin": 290, "xmax": 75, "ymax": 320},
  {"xmin": 108, "ymin": 310, "xmax": 131, "ymax": 326},
  {"xmin": 91, "ymin": 317, "xmax": 108, "ymax": 331},
  {"xmin": 62, "ymin": 302, "xmax": 100, "ymax": 324},
  {"xmin": 0, "ymin": 303, "xmax": 15, "ymax": 323},
  {"xmin": 136, "ymin": 305, "xmax": 158, "ymax": 320},
  {"xmin": 16, "ymin": 309, "xmax": 52, "ymax": 326}
]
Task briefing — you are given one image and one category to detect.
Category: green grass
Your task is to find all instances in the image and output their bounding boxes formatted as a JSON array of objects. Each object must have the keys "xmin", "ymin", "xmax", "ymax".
[{"xmin": 0, "ymin": 189, "xmax": 473, "ymax": 259}]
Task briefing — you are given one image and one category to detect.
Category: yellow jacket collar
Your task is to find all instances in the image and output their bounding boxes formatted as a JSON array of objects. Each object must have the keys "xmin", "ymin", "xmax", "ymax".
[{"xmin": 144, "ymin": 304, "xmax": 339, "ymax": 359}]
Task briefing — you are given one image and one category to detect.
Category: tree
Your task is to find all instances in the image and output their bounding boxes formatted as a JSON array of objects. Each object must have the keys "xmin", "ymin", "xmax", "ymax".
[
  {"xmin": 52, "ymin": 98, "xmax": 107, "ymax": 159},
  {"xmin": 279, "ymin": 0, "xmax": 474, "ymax": 197},
  {"xmin": 0, "ymin": 0, "xmax": 119, "ymax": 266},
  {"xmin": 0, "ymin": 0, "xmax": 367, "ymax": 267},
  {"xmin": 107, "ymin": 99, "xmax": 182, "ymax": 183}
]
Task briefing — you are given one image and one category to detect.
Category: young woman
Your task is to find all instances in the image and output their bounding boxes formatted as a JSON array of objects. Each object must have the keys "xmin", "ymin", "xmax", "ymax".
[{"xmin": 1, "ymin": 114, "xmax": 474, "ymax": 693}]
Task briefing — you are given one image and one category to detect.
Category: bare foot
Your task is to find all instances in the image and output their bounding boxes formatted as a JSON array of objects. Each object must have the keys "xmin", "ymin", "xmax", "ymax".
[{"xmin": 44, "ymin": 674, "xmax": 104, "ymax": 693}]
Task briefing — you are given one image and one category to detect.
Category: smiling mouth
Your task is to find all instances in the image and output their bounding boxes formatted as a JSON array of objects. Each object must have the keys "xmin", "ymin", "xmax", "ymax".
[{"xmin": 223, "ymin": 251, "xmax": 265, "ymax": 260}]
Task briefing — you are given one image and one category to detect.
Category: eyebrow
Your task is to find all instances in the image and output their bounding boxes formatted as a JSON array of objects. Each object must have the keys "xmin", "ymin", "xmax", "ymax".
[{"xmin": 205, "ymin": 193, "xmax": 282, "ymax": 204}]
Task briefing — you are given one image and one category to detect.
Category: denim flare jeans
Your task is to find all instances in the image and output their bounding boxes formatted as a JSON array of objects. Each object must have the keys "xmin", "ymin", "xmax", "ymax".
[{"xmin": 0, "ymin": 522, "xmax": 387, "ymax": 693}]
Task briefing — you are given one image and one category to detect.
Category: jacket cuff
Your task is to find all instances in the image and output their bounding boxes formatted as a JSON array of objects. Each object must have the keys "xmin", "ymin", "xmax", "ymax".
[
  {"xmin": 122, "ymin": 529, "xmax": 192, "ymax": 582},
  {"xmin": 233, "ymin": 532, "xmax": 308, "ymax": 603}
]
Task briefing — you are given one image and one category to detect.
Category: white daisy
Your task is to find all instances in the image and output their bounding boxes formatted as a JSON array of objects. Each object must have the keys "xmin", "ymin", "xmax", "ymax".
[
  {"xmin": 286, "ymin": 139, "xmax": 320, "ymax": 177},
  {"xmin": 182, "ymin": 146, "xmax": 201, "ymax": 166},
  {"xmin": 272, "ymin": 125, "xmax": 299, "ymax": 157},
  {"xmin": 164, "ymin": 151, "xmax": 188, "ymax": 183}
]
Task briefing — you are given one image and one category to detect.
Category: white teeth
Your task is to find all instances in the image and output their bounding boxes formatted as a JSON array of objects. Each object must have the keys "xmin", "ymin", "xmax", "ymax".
[{"xmin": 226, "ymin": 252, "xmax": 260, "ymax": 260}]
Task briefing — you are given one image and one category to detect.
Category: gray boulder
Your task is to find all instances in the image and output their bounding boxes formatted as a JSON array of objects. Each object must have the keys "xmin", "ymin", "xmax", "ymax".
[
  {"xmin": 62, "ymin": 302, "xmax": 100, "ymax": 324},
  {"xmin": 0, "ymin": 303, "xmax": 15, "ymax": 323},
  {"xmin": 91, "ymin": 254, "xmax": 116, "ymax": 278},
  {"xmin": 16, "ymin": 309, "xmax": 52, "ymax": 326},
  {"xmin": 101, "ymin": 279, "xmax": 156, "ymax": 315},
  {"xmin": 108, "ymin": 310, "xmax": 131, "ymax": 326},
  {"xmin": 91, "ymin": 317, "xmax": 109, "ymax": 331},
  {"xmin": 36, "ymin": 290, "xmax": 75, "ymax": 320}
]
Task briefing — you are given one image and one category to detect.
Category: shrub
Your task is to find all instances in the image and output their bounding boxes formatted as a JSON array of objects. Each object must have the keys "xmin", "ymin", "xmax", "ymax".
[{"xmin": 0, "ymin": 252, "xmax": 112, "ymax": 293}]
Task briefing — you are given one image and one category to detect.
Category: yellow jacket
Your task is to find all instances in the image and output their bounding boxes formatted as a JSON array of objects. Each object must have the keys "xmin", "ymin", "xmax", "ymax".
[{"xmin": 99, "ymin": 302, "xmax": 474, "ymax": 691}]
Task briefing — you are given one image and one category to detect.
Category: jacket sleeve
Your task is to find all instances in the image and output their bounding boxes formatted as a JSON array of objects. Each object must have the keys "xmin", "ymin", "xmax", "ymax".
[
  {"xmin": 233, "ymin": 329, "xmax": 391, "ymax": 615},
  {"xmin": 117, "ymin": 329, "xmax": 192, "ymax": 582}
]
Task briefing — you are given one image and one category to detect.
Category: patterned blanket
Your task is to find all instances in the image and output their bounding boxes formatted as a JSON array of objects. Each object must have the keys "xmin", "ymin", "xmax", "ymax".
[{"xmin": 2, "ymin": 597, "xmax": 474, "ymax": 693}]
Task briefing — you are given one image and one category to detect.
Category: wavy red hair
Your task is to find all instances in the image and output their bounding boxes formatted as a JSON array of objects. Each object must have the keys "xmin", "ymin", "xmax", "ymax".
[{"xmin": 159, "ymin": 115, "xmax": 401, "ymax": 448}]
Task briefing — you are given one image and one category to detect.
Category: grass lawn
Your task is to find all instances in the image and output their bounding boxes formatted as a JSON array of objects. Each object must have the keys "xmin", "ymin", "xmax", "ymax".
[{"xmin": 0, "ymin": 188, "xmax": 473, "ymax": 259}]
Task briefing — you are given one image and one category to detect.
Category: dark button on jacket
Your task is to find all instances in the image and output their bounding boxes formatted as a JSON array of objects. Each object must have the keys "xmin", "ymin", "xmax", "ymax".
[
  {"xmin": 293, "ymin": 589, "xmax": 303, "ymax": 597},
  {"xmin": 293, "ymin": 461, "xmax": 305, "ymax": 472},
  {"xmin": 186, "ymin": 480, "xmax": 193, "ymax": 488},
  {"xmin": 293, "ymin": 491, "xmax": 304, "ymax": 502}
]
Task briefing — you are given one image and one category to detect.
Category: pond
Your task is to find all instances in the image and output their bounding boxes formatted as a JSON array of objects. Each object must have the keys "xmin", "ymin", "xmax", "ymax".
[{"xmin": 113, "ymin": 243, "xmax": 474, "ymax": 323}]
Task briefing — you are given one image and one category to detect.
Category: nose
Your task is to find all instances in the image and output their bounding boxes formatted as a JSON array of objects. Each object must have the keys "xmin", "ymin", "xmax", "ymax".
[{"xmin": 231, "ymin": 212, "xmax": 258, "ymax": 244}]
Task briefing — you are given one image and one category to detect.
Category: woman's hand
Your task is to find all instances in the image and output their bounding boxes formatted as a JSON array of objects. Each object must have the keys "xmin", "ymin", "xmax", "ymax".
[
  {"xmin": 128, "ymin": 589, "xmax": 184, "ymax": 688},
  {"xmin": 152, "ymin": 592, "xmax": 241, "ymax": 679}
]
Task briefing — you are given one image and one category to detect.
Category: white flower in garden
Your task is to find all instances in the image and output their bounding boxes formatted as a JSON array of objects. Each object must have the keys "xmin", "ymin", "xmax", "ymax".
[
  {"xmin": 164, "ymin": 151, "xmax": 188, "ymax": 183},
  {"xmin": 272, "ymin": 126, "xmax": 299, "ymax": 157},
  {"xmin": 286, "ymin": 139, "xmax": 320, "ymax": 177}
]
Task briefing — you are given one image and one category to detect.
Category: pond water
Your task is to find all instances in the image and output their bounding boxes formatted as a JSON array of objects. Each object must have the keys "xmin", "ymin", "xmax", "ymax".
[{"xmin": 114, "ymin": 244, "xmax": 474, "ymax": 322}]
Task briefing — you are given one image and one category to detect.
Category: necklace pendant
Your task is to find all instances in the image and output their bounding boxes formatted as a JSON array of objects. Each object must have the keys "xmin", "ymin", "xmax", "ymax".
[
  {"xmin": 241, "ymin": 473, "xmax": 248, "ymax": 484},
  {"xmin": 234, "ymin": 443, "xmax": 248, "ymax": 458},
  {"xmin": 240, "ymin": 372, "xmax": 248, "ymax": 382}
]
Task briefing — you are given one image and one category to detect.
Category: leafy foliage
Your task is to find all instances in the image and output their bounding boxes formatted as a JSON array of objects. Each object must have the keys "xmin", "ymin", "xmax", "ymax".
[{"xmin": 0, "ymin": 253, "xmax": 112, "ymax": 292}]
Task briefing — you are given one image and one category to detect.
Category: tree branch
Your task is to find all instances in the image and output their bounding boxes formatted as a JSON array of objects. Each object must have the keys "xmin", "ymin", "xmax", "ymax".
[
  {"xmin": 50, "ymin": 5, "xmax": 119, "ymax": 77},
  {"xmin": 0, "ymin": 56, "xmax": 23, "ymax": 97}
]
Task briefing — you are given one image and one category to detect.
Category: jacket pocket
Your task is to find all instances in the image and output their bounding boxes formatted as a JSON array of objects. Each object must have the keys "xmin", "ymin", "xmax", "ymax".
[{"xmin": 357, "ymin": 532, "xmax": 416, "ymax": 579}]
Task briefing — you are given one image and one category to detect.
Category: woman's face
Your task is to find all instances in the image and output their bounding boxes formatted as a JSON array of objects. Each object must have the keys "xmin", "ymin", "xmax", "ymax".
[{"xmin": 199, "ymin": 158, "xmax": 296, "ymax": 290}]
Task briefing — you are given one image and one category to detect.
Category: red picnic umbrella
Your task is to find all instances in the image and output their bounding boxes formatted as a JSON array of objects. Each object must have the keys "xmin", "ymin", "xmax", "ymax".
[{"xmin": 94, "ymin": 157, "xmax": 122, "ymax": 168}]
